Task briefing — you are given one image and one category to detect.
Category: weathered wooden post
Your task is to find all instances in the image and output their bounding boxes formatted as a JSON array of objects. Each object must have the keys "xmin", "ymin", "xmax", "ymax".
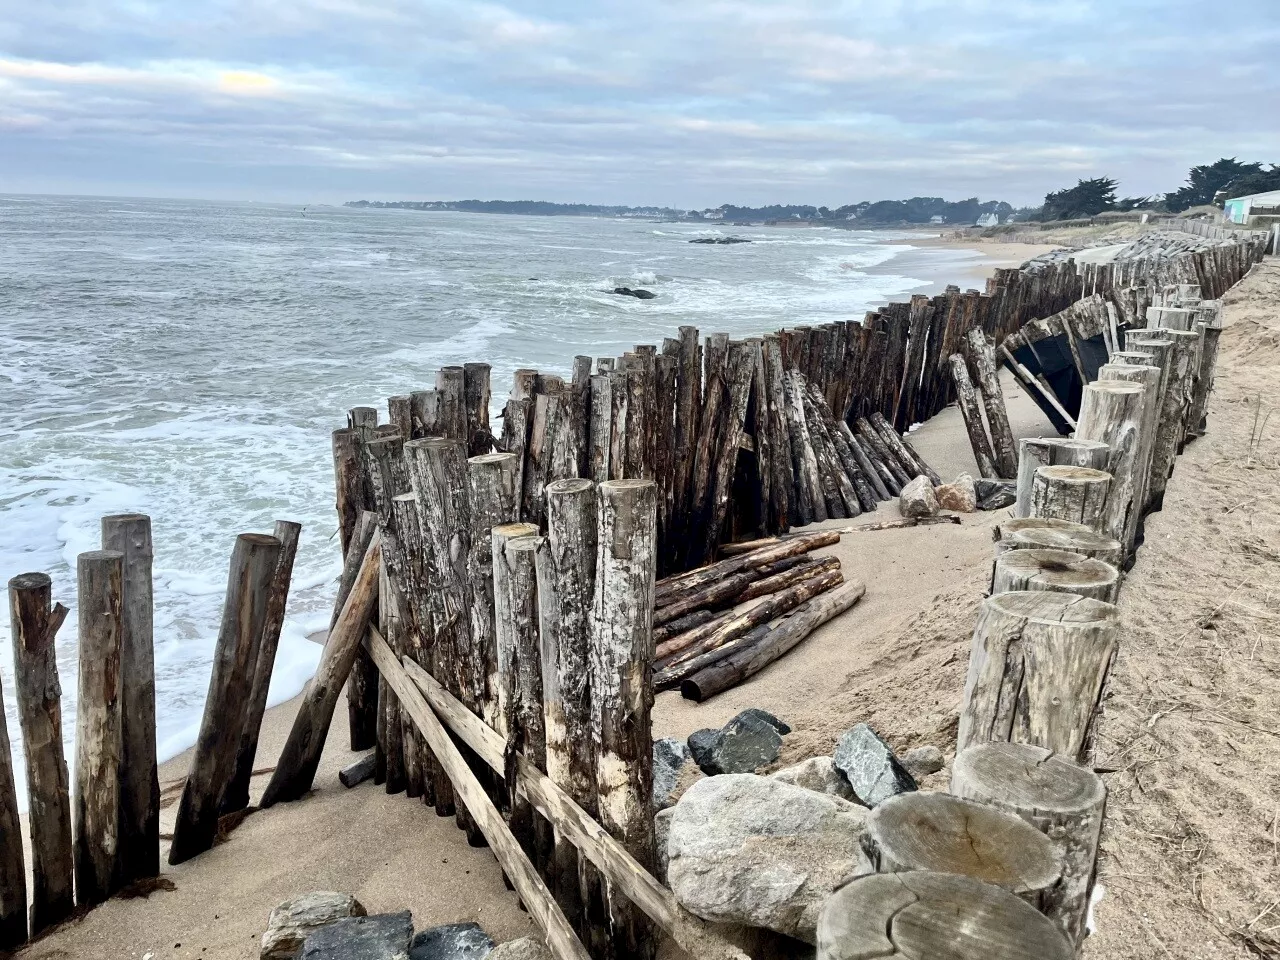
[
  {"xmin": 536, "ymin": 478, "xmax": 597, "ymax": 928},
  {"xmin": 8, "ymin": 574, "xmax": 73, "ymax": 933},
  {"xmin": 1029, "ymin": 466, "xmax": 1112, "ymax": 533},
  {"xmin": 0, "ymin": 661, "xmax": 26, "ymax": 950},
  {"xmin": 338, "ymin": 417, "xmax": 379, "ymax": 753},
  {"xmin": 1186, "ymin": 323, "xmax": 1223, "ymax": 439},
  {"xmin": 1125, "ymin": 331, "xmax": 1192, "ymax": 507},
  {"xmin": 992, "ymin": 548, "xmax": 1120, "ymax": 602},
  {"xmin": 965, "ymin": 328, "xmax": 1018, "ymax": 478},
  {"xmin": 1075, "ymin": 380, "xmax": 1147, "ymax": 546},
  {"xmin": 261, "ymin": 535, "xmax": 381, "ymax": 808},
  {"xmin": 588, "ymin": 372, "xmax": 612, "ymax": 484},
  {"xmin": 1098, "ymin": 362, "xmax": 1163, "ymax": 549},
  {"xmin": 99, "ymin": 514, "xmax": 161, "ymax": 883},
  {"xmin": 591, "ymin": 480, "xmax": 658, "ymax": 960},
  {"xmin": 782, "ymin": 371, "xmax": 826, "ymax": 525},
  {"xmin": 1013, "ymin": 438, "xmax": 1108, "ymax": 519},
  {"xmin": 467, "ymin": 452, "xmax": 520, "ymax": 731},
  {"xmin": 958, "ymin": 591, "xmax": 1118, "ymax": 763},
  {"xmin": 170, "ymin": 534, "xmax": 281, "ymax": 864},
  {"xmin": 949, "ymin": 352, "xmax": 999, "ymax": 479},
  {"xmin": 74, "ymin": 549, "xmax": 125, "ymax": 904},
  {"xmin": 437, "ymin": 365, "xmax": 469, "ymax": 442},
  {"xmin": 953, "ymin": 742, "xmax": 1107, "ymax": 945},
  {"xmin": 464, "ymin": 361, "xmax": 493, "ymax": 455}
]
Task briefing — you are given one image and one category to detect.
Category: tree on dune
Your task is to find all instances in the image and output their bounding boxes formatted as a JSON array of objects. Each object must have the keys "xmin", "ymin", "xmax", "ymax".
[{"xmin": 1038, "ymin": 178, "xmax": 1118, "ymax": 221}]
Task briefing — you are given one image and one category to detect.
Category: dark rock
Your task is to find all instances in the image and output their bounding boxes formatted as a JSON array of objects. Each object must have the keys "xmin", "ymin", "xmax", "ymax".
[
  {"xmin": 654, "ymin": 737, "xmax": 701, "ymax": 810},
  {"xmin": 262, "ymin": 891, "xmax": 367, "ymax": 960},
  {"xmin": 975, "ymin": 479, "xmax": 1017, "ymax": 510},
  {"xmin": 302, "ymin": 911, "xmax": 413, "ymax": 960},
  {"xmin": 612, "ymin": 287, "xmax": 656, "ymax": 299},
  {"xmin": 832, "ymin": 724, "xmax": 917, "ymax": 808},
  {"xmin": 979, "ymin": 489, "xmax": 1017, "ymax": 511},
  {"xmin": 687, "ymin": 712, "xmax": 782, "ymax": 776},
  {"xmin": 409, "ymin": 922, "xmax": 494, "ymax": 960},
  {"xmin": 689, "ymin": 237, "xmax": 752, "ymax": 244},
  {"xmin": 339, "ymin": 754, "xmax": 376, "ymax": 789},
  {"xmin": 736, "ymin": 708, "xmax": 790, "ymax": 735}
]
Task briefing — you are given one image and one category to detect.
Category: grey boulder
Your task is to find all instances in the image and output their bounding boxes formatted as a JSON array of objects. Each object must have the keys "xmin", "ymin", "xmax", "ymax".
[
  {"xmin": 409, "ymin": 922, "xmax": 495, "ymax": 960},
  {"xmin": 832, "ymin": 724, "xmax": 917, "ymax": 808},
  {"xmin": 687, "ymin": 711, "xmax": 783, "ymax": 775},
  {"xmin": 302, "ymin": 911, "xmax": 413, "ymax": 960},
  {"xmin": 901, "ymin": 745, "xmax": 945, "ymax": 779},
  {"xmin": 654, "ymin": 807, "xmax": 675, "ymax": 884},
  {"xmin": 486, "ymin": 938, "xmax": 551, "ymax": 960},
  {"xmin": 262, "ymin": 891, "xmax": 367, "ymax": 960},
  {"xmin": 667, "ymin": 774, "xmax": 870, "ymax": 943},
  {"xmin": 770, "ymin": 756, "xmax": 856, "ymax": 802}
]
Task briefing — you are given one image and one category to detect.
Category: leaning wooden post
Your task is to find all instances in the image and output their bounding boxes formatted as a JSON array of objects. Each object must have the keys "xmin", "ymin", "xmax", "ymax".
[
  {"xmin": 73, "ymin": 549, "xmax": 125, "ymax": 905},
  {"xmin": 536, "ymin": 479, "xmax": 598, "ymax": 929},
  {"xmin": 0, "ymin": 661, "xmax": 27, "ymax": 950},
  {"xmin": 100, "ymin": 514, "xmax": 160, "ymax": 884},
  {"xmin": 953, "ymin": 742, "xmax": 1107, "ymax": 946},
  {"xmin": 992, "ymin": 548, "xmax": 1120, "ymax": 603},
  {"xmin": 948, "ymin": 353, "xmax": 999, "ymax": 479},
  {"xmin": 1075, "ymin": 381, "xmax": 1147, "ymax": 548},
  {"xmin": 591, "ymin": 480, "xmax": 658, "ymax": 960},
  {"xmin": 1013, "ymin": 438, "xmax": 1108, "ymax": 519},
  {"xmin": 8, "ymin": 574, "xmax": 73, "ymax": 933},
  {"xmin": 260, "ymin": 535, "xmax": 381, "ymax": 808},
  {"xmin": 223, "ymin": 520, "xmax": 302, "ymax": 814},
  {"xmin": 336, "ymin": 423, "xmax": 378, "ymax": 753},
  {"xmin": 957, "ymin": 591, "xmax": 1118, "ymax": 763},
  {"xmin": 170, "ymin": 534, "xmax": 282, "ymax": 864},
  {"xmin": 965, "ymin": 328, "xmax": 1018, "ymax": 478},
  {"xmin": 1029, "ymin": 466, "xmax": 1112, "ymax": 533}
]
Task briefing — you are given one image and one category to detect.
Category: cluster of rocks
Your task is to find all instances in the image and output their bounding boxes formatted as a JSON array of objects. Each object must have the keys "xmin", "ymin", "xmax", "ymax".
[
  {"xmin": 688, "ymin": 237, "xmax": 751, "ymax": 244},
  {"xmin": 260, "ymin": 892, "xmax": 549, "ymax": 960},
  {"xmin": 659, "ymin": 717, "xmax": 947, "ymax": 944},
  {"xmin": 900, "ymin": 472, "xmax": 1017, "ymax": 517}
]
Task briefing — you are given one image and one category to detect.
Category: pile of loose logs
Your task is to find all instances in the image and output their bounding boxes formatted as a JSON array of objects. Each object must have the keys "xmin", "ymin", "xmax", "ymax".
[{"xmin": 650, "ymin": 530, "xmax": 865, "ymax": 700}]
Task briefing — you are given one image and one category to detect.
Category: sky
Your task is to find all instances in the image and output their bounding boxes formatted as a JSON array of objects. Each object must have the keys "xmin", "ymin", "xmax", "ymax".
[{"xmin": 1, "ymin": 0, "xmax": 1278, "ymax": 207}]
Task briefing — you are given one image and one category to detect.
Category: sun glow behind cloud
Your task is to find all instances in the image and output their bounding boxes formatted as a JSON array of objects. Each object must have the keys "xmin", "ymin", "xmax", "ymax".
[{"xmin": 0, "ymin": 0, "xmax": 1276, "ymax": 203}]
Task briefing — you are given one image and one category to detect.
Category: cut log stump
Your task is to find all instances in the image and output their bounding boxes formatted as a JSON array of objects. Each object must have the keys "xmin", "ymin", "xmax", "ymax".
[
  {"xmin": 1013, "ymin": 438, "xmax": 1108, "ymax": 520},
  {"xmin": 1029, "ymin": 466, "xmax": 1112, "ymax": 533},
  {"xmin": 992, "ymin": 548, "xmax": 1120, "ymax": 603}
]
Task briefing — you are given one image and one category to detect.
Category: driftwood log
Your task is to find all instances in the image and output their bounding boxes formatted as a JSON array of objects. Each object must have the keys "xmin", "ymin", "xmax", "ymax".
[
  {"xmin": 73, "ymin": 549, "xmax": 125, "ymax": 904},
  {"xmin": 817, "ymin": 871, "xmax": 1072, "ymax": 960},
  {"xmin": 1029, "ymin": 466, "xmax": 1112, "ymax": 533},
  {"xmin": 952, "ymin": 742, "xmax": 1106, "ymax": 945},
  {"xmin": 958, "ymin": 591, "xmax": 1118, "ymax": 763},
  {"xmin": 1013, "ymin": 438, "xmax": 1108, "ymax": 519},
  {"xmin": 8, "ymin": 573, "xmax": 74, "ymax": 934},
  {"xmin": 655, "ymin": 530, "xmax": 839, "ymax": 603},
  {"xmin": 992, "ymin": 548, "xmax": 1120, "ymax": 603}
]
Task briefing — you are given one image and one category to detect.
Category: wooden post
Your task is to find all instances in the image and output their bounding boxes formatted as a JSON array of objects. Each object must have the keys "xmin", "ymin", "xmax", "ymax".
[
  {"xmin": 994, "ymin": 517, "xmax": 1122, "ymax": 567},
  {"xmin": 783, "ymin": 371, "xmax": 827, "ymax": 525},
  {"xmin": 1029, "ymin": 466, "xmax": 1112, "ymax": 533},
  {"xmin": 761, "ymin": 336, "xmax": 794, "ymax": 531},
  {"xmin": 870, "ymin": 412, "xmax": 941, "ymax": 486},
  {"xmin": 863, "ymin": 793, "xmax": 1062, "ymax": 903},
  {"xmin": 949, "ymin": 353, "xmax": 999, "ymax": 479},
  {"xmin": 817, "ymin": 871, "xmax": 1072, "ymax": 960},
  {"xmin": 588, "ymin": 372, "xmax": 612, "ymax": 484},
  {"xmin": 1187, "ymin": 324, "xmax": 1223, "ymax": 437},
  {"xmin": 437, "ymin": 366, "xmax": 468, "ymax": 443},
  {"xmin": 464, "ymin": 362, "xmax": 493, "ymax": 455},
  {"xmin": 965, "ymin": 328, "xmax": 1018, "ymax": 478},
  {"xmin": 99, "ymin": 514, "xmax": 160, "ymax": 883},
  {"xmin": 260, "ymin": 535, "xmax": 381, "ymax": 809},
  {"xmin": 338, "ymin": 418, "xmax": 379, "ymax": 753},
  {"xmin": 73, "ymin": 550, "xmax": 125, "ymax": 904},
  {"xmin": 992, "ymin": 548, "xmax": 1120, "ymax": 603},
  {"xmin": 1014, "ymin": 438, "xmax": 1109, "ymax": 519},
  {"xmin": 1125, "ymin": 332, "xmax": 1190, "ymax": 508},
  {"xmin": 1098, "ymin": 363, "xmax": 1163, "ymax": 547},
  {"xmin": 7, "ymin": 574, "xmax": 73, "ymax": 933},
  {"xmin": 854, "ymin": 417, "xmax": 909, "ymax": 492},
  {"xmin": 700, "ymin": 342, "xmax": 757, "ymax": 559},
  {"xmin": 388, "ymin": 395, "xmax": 413, "ymax": 438},
  {"xmin": 953, "ymin": 742, "xmax": 1106, "ymax": 945},
  {"xmin": 467, "ymin": 452, "xmax": 520, "ymax": 731},
  {"xmin": 1075, "ymin": 381, "xmax": 1147, "ymax": 546},
  {"xmin": 536, "ymin": 479, "xmax": 598, "ymax": 928},
  {"xmin": 377, "ymin": 564, "xmax": 406, "ymax": 794},
  {"xmin": 591, "ymin": 480, "xmax": 657, "ymax": 960},
  {"xmin": 957, "ymin": 591, "xmax": 1118, "ymax": 763},
  {"xmin": 0, "ymin": 658, "xmax": 26, "ymax": 950}
]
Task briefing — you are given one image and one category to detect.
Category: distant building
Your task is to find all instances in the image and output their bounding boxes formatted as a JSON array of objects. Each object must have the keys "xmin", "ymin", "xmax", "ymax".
[
  {"xmin": 976, "ymin": 212, "xmax": 1000, "ymax": 227},
  {"xmin": 1224, "ymin": 190, "xmax": 1280, "ymax": 225},
  {"xmin": 930, "ymin": 215, "xmax": 945, "ymax": 224}
]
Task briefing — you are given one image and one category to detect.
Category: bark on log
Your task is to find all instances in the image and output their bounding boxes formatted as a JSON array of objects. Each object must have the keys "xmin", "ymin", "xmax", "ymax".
[
  {"xmin": 948, "ymin": 354, "xmax": 999, "ymax": 480},
  {"xmin": 7, "ymin": 574, "xmax": 73, "ymax": 933},
  {"xmin": 655, "ymin": 530, "xmax": 840, "ymax": 602},
  {"xmin": 854, "ymin": 417, "xmax": 908, "ymax": 493},
  {"xmin": 681, "ymin": 579, "xmax": 865, "ymax": 702},
  {"xmin": 536, "ymin": 478, "xmax": 598, "ymax": 930},
  {"xmin": 964, "ymin": 329, "xmax": 1018, "ymax": 479},
  {"xmin": 73, "ymin": 550, "xmax": 125, "ymax": 903},
  {"xmin": 957, "ymin": 591, "xmax": 1119, "ymax": 763},
  {"xmin": 99, "ymin": 515, "xmax": 160, "ymax": 881},
  {"xmin": 653, "ymin": 609, "xmax": 717, "ymax": 645},
  {"xmin": 0, "ymin": 642, "xmax": 27, "ymax": 949},
  {"xmin": 863, "ymin": 792, "xmax": 1062, "ymax": 903},
  {"xmin": 1029, "ymin": 466, "xmax": 1112, "ymax": 533},
  {"xmin": 1075, "ymin": 381, "xmax": 1147, "ymax": 547},
  {"xmin": 1014, "ymin": 439, "xmax": 1108, "ymax": 520},
  {"xmin": 952, "ymin": 742, "xmax": 1106, "ymax": 945},
  {"xmin": 738, "ymin": 557, "xmax": 838, "ymax": 602},
  {"xmin": 464, "ymin": 362, "xmax": 493, "ymax": 456},
  {"xmin": 992, "ymin": 549, "xmax": 1120, "ymax": 603},
  {"xmin": 591, "ymin": 480, "xmax": 658, "ymax": 960},
  {"xmin": 839, "ymin": 424, "xmax": 891, "ymax": 502},
  {"xmin": 817, "ymin": 871, "xmax": 1072, "ymax": 960},
  {"xmin": 223, "ymin": 519, "xmax": 301, "ymax": 815},
  {"xmin": 761, "ymin": 337, "xmax": 793, "ymax": 531},
  {"xmin": 783, "ymin": 372, "xmax": 827, "ymax": 523},
  {"xmin": 437, "ymin": 366, "xmax": 469, "ymax": 443},
  {"xmin": 259, "ymin": 536, "xmax": 380, "ymax": 809},
  {"xmin": 820, "ymin": 408, "xmax": 878, "ymax": 513}
]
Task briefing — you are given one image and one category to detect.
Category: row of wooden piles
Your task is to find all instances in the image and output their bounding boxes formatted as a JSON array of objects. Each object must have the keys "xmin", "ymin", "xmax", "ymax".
[
  {"xmin": 0, "ymin": 514, "xmax": 304, "ymax": 951},
  {"xmin": 820, "ymin": 271, "xmax": 1241, "ymax": 959}
]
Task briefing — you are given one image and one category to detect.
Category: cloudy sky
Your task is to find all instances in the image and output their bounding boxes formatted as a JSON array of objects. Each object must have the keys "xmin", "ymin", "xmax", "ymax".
[{"xmin": 1, "ymin": 0, "xmax": 1277, "ymax": 206}]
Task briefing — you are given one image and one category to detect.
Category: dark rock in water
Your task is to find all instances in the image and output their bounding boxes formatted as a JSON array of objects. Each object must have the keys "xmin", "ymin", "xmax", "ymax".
[
  {"xmin": 689, "ymin": 237, "xmax": 752, "ymax": 244},
  {"xmin": 832, "ymin": 724, "xmax": 917, "ymax": 808},
  {"xmin": 409, "ymin": 922, "xmax": 495, "ymax": 960},
  {"xmin": 654, "ymin": 737, "xmax": 700, "ymax": 809},
  {"xmin": 687, "ymin": 712, "xmax": 783, "ymax": 776},
  {"xmin": 736, "ymin": 708, "xmax": 790, "ymax": 735},
  {"xmin": 339, "ymin": 754, "xmax": 376, "ymax": 789},
  {"xmin": 612, "ymin": 287, "xmax": 657, "ymax": 299},
  {"xmin": 302, "ymin": 911, "xmax": 413, "ymax": 959}
]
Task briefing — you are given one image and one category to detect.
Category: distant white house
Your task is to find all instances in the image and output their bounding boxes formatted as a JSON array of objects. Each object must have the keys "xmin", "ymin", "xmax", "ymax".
[
  {"xmin": 1224, "ymin": 189, "xmax": 1280, "ymax": 224},
  {"xmin": 930, "ymin": 215, "xmax": 945, "ymax": 224},
  {"xmin": 704, "ymin": 208, "xmax": 726, "ymax": 220},
  {"xmin": 976, "ymin": 212, "xmax": 1000, "ymax": 227}
]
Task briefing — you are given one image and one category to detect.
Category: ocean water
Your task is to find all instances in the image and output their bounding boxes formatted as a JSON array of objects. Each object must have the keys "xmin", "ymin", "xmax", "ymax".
[{"xmin": 0, "ymin": 195, "xmax": 985, "ymax": 802}]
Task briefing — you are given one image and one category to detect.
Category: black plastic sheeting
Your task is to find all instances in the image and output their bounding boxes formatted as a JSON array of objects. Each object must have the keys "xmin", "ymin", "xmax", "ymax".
[{"xmin": 1005, "ymin": 330, "xmax": 1118, "ymax": 435}]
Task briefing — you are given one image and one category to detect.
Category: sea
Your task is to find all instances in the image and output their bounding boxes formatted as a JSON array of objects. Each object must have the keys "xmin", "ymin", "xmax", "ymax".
[{"xmin": 0, "ymin": 194, "xmax": 993, "ymax": 802}]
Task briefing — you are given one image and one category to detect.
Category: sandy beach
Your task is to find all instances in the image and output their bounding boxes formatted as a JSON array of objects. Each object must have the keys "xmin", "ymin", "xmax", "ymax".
[{"xmin": 18, "ymin": 250, "xmax": 1279, "ymax": 960}]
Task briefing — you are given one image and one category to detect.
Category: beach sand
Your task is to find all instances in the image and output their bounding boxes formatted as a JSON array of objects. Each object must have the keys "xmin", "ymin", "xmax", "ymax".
[
  {"xmin": 872, "ymin": 232, "xmax": 1063, "ymax": 297},
  {"xmin": 21, "ymin": 254, "xmax": 1276, "ymax": 960}
]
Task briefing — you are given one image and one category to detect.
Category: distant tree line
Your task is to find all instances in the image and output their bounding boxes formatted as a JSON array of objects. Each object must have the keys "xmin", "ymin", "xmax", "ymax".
[{"xmin": 1031, "ymin": 158, "xmax": 1280, "ymax": 221}]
